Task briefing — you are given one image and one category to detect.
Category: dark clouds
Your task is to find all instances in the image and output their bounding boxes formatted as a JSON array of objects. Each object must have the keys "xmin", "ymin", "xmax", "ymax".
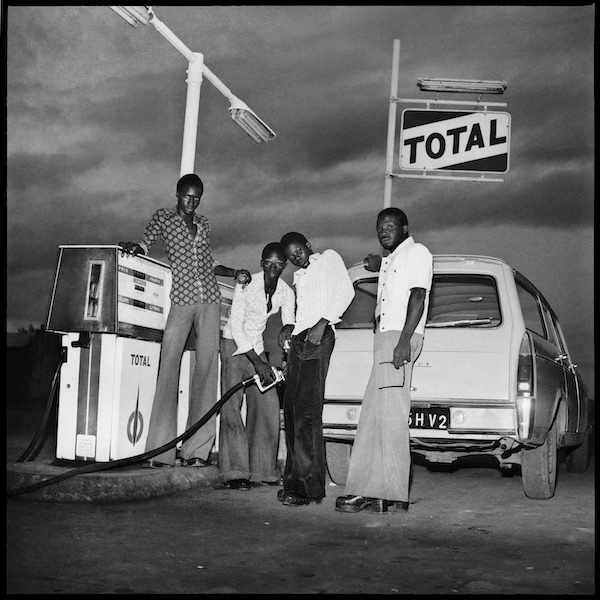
[{"xmin": 6, "ymin": 5, "xmax": 594, "ymax": 393}]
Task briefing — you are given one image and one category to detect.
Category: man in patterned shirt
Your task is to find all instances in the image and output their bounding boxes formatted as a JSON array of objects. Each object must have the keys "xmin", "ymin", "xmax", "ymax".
[{"xmin": 120, "ymin": 173, "xmax": 251, "ymax": 468}]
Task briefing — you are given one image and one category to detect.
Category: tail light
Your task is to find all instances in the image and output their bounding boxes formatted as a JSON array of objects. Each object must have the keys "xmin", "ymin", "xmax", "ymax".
[{"xmin": 515, "ymin": 332, "xmax": 534, "ymax": 441}]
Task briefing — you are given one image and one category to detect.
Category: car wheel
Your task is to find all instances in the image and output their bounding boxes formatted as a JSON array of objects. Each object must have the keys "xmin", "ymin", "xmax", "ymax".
[
  {"xmin": 326, "ymin": 441, "xmax": 351, "ymax": 485},
  {"xmin": 565, "ymin": 424, "xmax": 591, "ymax": 473},
  {"xmin": 521, "ymin": 418, "xmax": 558, "ymax": 499}
]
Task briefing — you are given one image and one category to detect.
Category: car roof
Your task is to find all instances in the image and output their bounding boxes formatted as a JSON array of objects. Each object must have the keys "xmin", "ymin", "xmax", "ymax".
[
  {"xmin": 347, "ymin": 254, "xmax": 550, "ymax": 310},
  {"xmin": 348, "ymin": 254, "xmax": 513, "ymax": 279}
]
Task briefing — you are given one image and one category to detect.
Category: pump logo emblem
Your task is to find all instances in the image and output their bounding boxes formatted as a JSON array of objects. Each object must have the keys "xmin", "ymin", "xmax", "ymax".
[{"xmin": 127, "ymin": 390, "xmax": 144, "ymax": 445}]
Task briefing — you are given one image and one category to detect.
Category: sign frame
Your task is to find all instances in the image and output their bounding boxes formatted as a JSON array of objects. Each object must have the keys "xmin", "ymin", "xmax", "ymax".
[{"xmin": 399, "ymin": 108, "xmax": 511, "ymax": 175}]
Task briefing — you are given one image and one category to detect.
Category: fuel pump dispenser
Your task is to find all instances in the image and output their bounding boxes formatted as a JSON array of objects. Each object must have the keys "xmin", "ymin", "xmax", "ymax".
[
  {"xmin": 8, "ymin": 244, "xmax": 285, "ymax": 498},
  {"xmin": 45, "ymin": 245, "xmax": 201, "ymax": 463}
]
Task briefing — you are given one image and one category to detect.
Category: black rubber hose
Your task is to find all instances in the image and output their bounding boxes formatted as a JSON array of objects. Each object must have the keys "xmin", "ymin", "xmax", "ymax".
[
  {"xmin": 7, "ymin": 376, "xmax": 255, "ymax": 498},
  {"xmin": 16, "ymin": 363, "xmax": 61, "ymax": 463}
]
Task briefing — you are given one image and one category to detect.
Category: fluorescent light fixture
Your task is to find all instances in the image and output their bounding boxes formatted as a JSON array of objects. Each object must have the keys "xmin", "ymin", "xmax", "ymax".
[
  {"xmin": 109, "ymin": 6, "xmax": 151, "ymax": 27},
  {"xmin": 228, "ymin": 99, "xmax": 276, "ymax": 143},
  {"xmin": 108, "ymin": 6, "xmax": 276, "ymax": 144},
  {"xmin": 418, "ymin": 78, "xmax": 507, "ymax": 94}
]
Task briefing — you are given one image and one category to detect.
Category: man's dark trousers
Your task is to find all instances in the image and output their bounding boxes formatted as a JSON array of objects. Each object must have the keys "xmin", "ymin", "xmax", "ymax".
[{"xmin": 283, "ymin": 325, "xmax": 335, "ymax": 500}]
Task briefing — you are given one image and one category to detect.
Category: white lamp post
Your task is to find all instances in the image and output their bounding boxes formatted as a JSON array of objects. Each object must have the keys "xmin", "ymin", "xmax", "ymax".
[{"xmin": 109, "ymin": 5, "xmax": 275, "ymax": 176}]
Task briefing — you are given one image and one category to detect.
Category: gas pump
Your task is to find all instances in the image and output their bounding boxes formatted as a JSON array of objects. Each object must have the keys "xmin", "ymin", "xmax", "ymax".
[{"xmin": 45, "ymin": 245, "xmax": 211, "ymax": 463}]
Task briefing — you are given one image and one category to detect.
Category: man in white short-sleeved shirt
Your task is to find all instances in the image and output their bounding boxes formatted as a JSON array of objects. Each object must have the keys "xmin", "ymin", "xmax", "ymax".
[{"xmin": 337, "ymin": 207, "xmax": 433, "ymax": 514}]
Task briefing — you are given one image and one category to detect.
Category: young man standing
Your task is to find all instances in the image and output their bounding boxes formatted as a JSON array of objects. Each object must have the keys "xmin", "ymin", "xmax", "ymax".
[
  {"xmin": 278, "ymin": 232, "xmax": 354, "ymax": 506},
  {"xmin": 336, "ymin": 207, "xmax": 433, "ymax": 513},
  {"xmin": 220, "ymin": 242, "xmax": 295, "ymax": 490},
  {"xmin": 120, "ymin": 173, "xmax": 251, "ymax": 468}
]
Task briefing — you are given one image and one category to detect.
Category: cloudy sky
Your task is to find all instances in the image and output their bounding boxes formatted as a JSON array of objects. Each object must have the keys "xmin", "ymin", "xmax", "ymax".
[{"xmin": 6, "ymin": 5, "xmax": 594, "ymax": 395}]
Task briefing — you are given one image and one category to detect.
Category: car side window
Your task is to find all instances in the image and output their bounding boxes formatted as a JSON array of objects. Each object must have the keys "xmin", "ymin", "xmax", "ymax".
[
  {"xmin": 516, "ymin": 282, "xmax": 546, "ymax": 338},
  {"xmin": 338, "ymin": 278, "xmax": 378, "ymax": 329},
  {"xmin": 541, "ymin": 303, "xmax": 563, "ymax": 351}
]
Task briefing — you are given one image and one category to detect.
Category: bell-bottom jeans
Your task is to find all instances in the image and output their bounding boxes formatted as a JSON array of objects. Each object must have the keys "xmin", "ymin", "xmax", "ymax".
[
  {"xmin": 218, "ymin": 337, "xmax": 281, "ymax": 483},
  {"xmin": 145, "ymin": 302, "xmax": 220, "ymax": 465},
  {"xmin": 344, "ymin": 330, "xmax": 424, "ymax": 502},
  {"xmin": 282, "ymin": 325, "xmax": 335, "ymax": 500}
]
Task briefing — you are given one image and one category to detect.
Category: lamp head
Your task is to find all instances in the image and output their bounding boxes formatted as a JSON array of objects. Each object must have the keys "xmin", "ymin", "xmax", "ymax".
[
  {"xmin": 228, "ymin": 98, "xmax": 276, "ymax": 143},
  {"xmin": 417, "ymin": 78, "xmax": 507, "ymax": 94},
  {"xmin": 109, "ymin": 6, "xmax": 152, "ymax": 27}
]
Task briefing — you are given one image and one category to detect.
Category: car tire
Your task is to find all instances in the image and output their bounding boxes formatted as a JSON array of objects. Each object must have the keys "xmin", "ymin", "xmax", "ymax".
[
  {"xmin": 326, "ymin": 441, "xmax": 351, "ymax": 485},
  {"xmin": 521, "ymin": 418, "xmax": 558, "ymax": 499},
  {"xmin": 565, "ymin": 424, "xmax": 591, "ymax": 473}
]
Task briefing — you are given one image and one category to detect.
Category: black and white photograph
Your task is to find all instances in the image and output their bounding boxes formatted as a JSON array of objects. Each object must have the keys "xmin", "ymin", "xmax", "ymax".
[{"xmin": 6, "ymin": 4, "xmax": 594, "ymax": 595}]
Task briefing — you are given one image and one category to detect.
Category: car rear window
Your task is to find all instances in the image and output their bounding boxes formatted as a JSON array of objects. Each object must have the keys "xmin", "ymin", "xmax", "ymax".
[
  {"xmin": 427, "ymin": 275, "xmax": 501, "ymax": 327},
  {"xmin": 338, "ymin": 274, "xmax": 501, "ymax": 329}
]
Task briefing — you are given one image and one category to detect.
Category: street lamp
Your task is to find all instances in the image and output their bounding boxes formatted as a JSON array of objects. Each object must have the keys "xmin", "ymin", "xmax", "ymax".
[{"xmin": 108, "ymin": 5, "xmax": 275, "ymax": 174}]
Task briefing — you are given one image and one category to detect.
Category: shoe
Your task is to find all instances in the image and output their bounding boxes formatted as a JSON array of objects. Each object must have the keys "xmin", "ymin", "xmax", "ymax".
[
  {"xmin": 277, "ymin": 489, "xmax": 287, "ymax": 502},
  {"xmin": 228, "ymin": 479, "xmax": 251, "ymax": 491},
  {"xmin": 183, "ymin": 457, "xmax": 210, "ymax": 467},
  {"xmin": 390, "ymin": 500, "xmax": 410, "ymax": 512},
  {"xmin": 142, "ymin": 459, "xmax": 174, "ymax": 469},
  {"xmin": 281, "ymin": 491, "xmax": 321, "ymax": 506},
  {"xmin": 335, "ymin": 495, "xmax": 382, "ymax": 513},
  {"xmin": 263, "ymin": 478, "xmax": 283, "ymax": 486}
]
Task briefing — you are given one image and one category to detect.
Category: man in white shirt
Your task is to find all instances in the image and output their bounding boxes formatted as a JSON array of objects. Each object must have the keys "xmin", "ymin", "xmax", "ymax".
[
  {"xmin": 278, "ymin": 232, "xmax": 355, "ymax": 506},
  {"xmin": 336, "ymin": 207, "xmax": 433, "ymax": 514},
  {"xmin": 220, "ymin": 243, "xmax": 295, "ymax": 490}
]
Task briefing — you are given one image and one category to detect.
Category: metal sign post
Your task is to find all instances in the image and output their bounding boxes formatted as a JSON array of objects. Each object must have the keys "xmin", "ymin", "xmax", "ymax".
[{"xmin": 383, "ymin": 39, "xmax": 510, "ymax": 205}]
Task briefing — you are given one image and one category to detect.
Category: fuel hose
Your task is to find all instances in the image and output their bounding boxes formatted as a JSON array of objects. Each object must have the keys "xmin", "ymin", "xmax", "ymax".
[{"xmin": 7, "ymin": 374, "xmax": 260, "ymax": 499}]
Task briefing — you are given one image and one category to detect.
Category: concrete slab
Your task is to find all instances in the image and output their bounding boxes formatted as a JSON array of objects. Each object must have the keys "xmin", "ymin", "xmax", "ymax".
[{"xmin": 6, "ymin": 460, "xmax": 223, "ymax": 503}]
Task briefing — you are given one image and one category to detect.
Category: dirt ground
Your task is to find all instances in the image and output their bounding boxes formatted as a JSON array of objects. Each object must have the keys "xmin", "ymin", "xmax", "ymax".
[{"xmin": 6, "ymin": 437, "xmax": 594, "ymax": 595}]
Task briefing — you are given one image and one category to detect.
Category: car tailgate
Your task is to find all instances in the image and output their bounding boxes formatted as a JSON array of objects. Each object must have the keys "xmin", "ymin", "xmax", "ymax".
[
  {"xmin": 412, "ymin": 328, "xmax": 511, "ymax": 401},
  {"xmin": 325, "ymin": 326, "xmax": 513, "ymax": 403},
  {"xmin": 325, "ymin": 329, "xmax": 373, "ymax": 400}
]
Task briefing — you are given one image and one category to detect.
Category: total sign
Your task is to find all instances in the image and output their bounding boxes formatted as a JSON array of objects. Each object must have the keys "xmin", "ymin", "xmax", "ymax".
[{"xmin": 400, "ymin": 109, "xmax": 511, "ymax": 173}]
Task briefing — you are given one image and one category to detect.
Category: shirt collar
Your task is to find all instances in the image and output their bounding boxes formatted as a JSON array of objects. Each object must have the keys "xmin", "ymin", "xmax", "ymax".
[
  {"xmin": 293, "ymin": 252, "xmax": 321, "ymax": 285},
  {"xmin": 168, "ymin": 206, "xmax": 203, "ymax": 225},
  {"xmin": 385, "ymin": 236, "xmax": 414, "ymax": 260}
]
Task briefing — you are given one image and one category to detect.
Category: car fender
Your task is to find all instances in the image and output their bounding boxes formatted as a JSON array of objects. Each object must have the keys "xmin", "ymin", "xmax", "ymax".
[{"xmin": 528, "ymin": 387, "xmax": 562, "ymax": 447}]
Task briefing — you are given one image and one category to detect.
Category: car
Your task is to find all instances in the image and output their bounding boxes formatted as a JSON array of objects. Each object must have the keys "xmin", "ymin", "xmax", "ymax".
[{"xmin": 322, "ymin": 254, "xmax": 590, "ymax": 499}]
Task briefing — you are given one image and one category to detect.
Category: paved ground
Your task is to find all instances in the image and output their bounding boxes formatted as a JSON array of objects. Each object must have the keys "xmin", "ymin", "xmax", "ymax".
[{"xmin": 6, "ymin": 406, "xmax": 595, "ymax": 595}]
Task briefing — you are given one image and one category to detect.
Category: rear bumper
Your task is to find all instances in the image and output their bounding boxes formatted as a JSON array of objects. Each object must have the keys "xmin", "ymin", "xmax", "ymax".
[{"xmin": 323, "ymin": 399, "xmax": 519, "ymax": 448}]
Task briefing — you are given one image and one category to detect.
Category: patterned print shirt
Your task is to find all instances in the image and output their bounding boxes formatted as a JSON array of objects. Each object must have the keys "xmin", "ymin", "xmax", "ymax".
[{"xmin": 139, "ymin": 207, "xmax": 221, "ymax": 306}]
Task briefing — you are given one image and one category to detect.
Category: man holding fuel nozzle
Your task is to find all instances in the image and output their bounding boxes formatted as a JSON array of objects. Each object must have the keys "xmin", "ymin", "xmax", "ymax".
[
  {"xmin": 219, "ymin": 242, "xmax": 295, "ymax": 490},
  {"xmin": 119, "ymin": 173, "xmax": 251, "ymax": 468}
]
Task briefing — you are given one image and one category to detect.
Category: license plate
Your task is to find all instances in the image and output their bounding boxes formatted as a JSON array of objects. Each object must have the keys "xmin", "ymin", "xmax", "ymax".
[{"xmin": 409, "ymin": 407, "xmax": 449, "ymax": 429}]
